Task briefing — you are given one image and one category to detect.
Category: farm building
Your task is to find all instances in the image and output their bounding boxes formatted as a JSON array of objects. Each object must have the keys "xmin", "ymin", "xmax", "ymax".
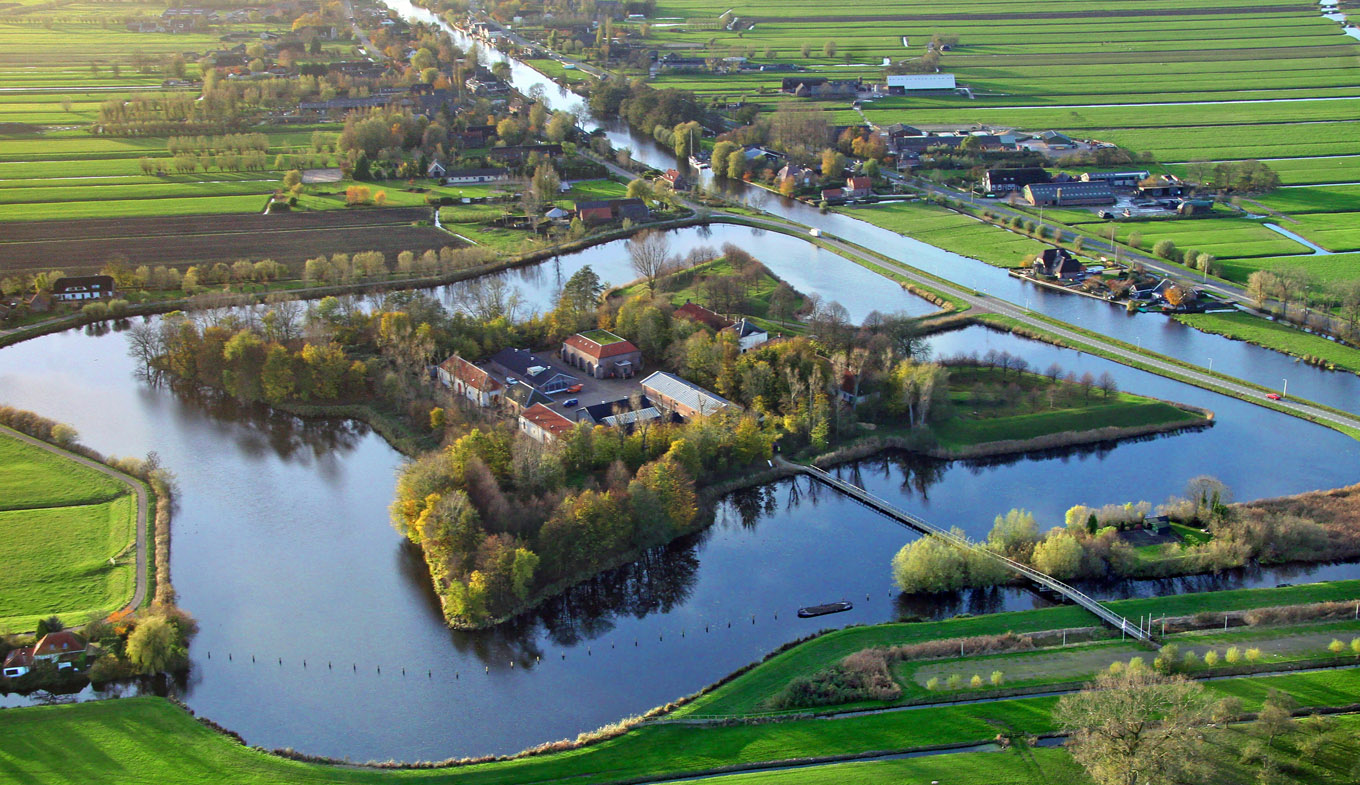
[
  {"xmin": 576, "ymin": 396, "xmax": 671, "ymax": 430},
  {"xmin": 1022, "ymin": 182, "xmax": 1115, "ymax": 207},
  {"xmin": 885, "ymin": 73, "xmax": 956, "ymax": 93},
  {"xmin": 1138, "ymin": 174, "xmax": 1186, "ymax": 198},
  {"xmin": 51, "ymin": 275, "xmax": 115, "ymax": 302},
  {"xmin": 985, "ymin": 167, "xmax": 1050, "ymax": 194},
  {"xmin": 487, "ymin": 347, "xmax": 577, "ymax": 394},
  {"xmin": 561, "ymin": 330, "xmax": 642, "ymax": 379},
  {"xmin": 728, "ymin": 318, "xmax": 769, "ymax": 353},
  {"xmin": 574, "ymin": 198, "xmax": 649, "ymax": 225},
  {"xmin": 1081, "ymin": 170, "xmax": 1150, "ymax": 188},
  {"xmin": 503, "ymin": 383, "xmax": 554, "ymax": 414},
  {"xmin": 1032, "ymin": 248, "xmax": 1085, "ymax": 279},
  {"xmin": 437, "ymin": 355, "xmax": 504, "ymax": 407},
  {"xmin": 781, "ymin": 77, "xmax": 861, "ymax": 98},
  {"xmin": 519, "ymin": 403, "xmax": 575, "ymax": 443},
  {"xmin": 674, "ymin": 301, "xmax": 732, "ymax": 331},
  {"xmin": 641, "ymin": 372, "xmax": 735, "ymax": 419}
]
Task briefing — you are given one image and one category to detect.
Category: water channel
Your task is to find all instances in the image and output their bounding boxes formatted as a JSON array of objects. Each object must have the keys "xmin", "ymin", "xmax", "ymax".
[
  {"xmin": 2, "ymin": 4, "xmax": 1360, "ymax": 764},
  {"xmin": 389, "ymin": 0, "xmax": 1360, "ymax": 413}
]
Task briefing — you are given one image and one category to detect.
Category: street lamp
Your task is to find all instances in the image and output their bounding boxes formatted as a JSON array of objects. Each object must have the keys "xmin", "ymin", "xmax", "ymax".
[{"xmin": 1282, "ymin": 378, "xmax": 1289, "ymax": 397}]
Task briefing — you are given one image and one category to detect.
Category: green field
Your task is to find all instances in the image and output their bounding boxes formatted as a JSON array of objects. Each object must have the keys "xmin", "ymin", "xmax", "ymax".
[
  {"xmin": 0, "ymin": 431, "xmax": 138, "ymax": 630},
  {"xmin": 1174, "ymin": 311, "xmax": 1360, "ymax": 373},
  {"xmin": 1110, "ymin": 217, "xmax": 1312, "ymax": 259},
  {"xmin": 2, "ymin": 667, "xmax": 1358, "ymax": 784},
  {"xmin": 838, "ymin": 201, "xmax": 1043, "ymax": 268},
  {"xmin": 1216, "ymin": 251, "xmax": 1360, "ymax": 288}
]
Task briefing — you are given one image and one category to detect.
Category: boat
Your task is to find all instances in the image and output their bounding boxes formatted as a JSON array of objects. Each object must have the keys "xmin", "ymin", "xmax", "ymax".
[
  {"xmin": 797, "ymin": 600, "xmax": 853, "ymax": 618},
  {"xmin": 688, "ymin": 154, "xmax": 709, "ymax": 170}
]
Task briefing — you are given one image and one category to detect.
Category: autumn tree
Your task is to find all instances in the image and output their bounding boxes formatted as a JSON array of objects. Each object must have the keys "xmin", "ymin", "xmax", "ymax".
[
  {"xmin": 627, "ymin": 229, "xmax": 675, "ymax": 297},
  {"xmin": 1055, "ymin": 669, "xmax": 1211, "ymax": 785}
]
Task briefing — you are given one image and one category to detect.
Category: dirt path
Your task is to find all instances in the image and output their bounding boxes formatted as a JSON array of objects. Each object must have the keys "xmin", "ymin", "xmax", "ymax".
[{"xmin": 0, "ymin": 426, "xmax": 149, "ymax": 621}]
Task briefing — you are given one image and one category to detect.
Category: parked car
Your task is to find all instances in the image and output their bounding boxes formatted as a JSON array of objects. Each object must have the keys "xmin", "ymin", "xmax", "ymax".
[
  {"xmin": 565, "ymin": 383, "xmax": 583, "ymax": 393},
  {"xmin": 563, "ymin": 398, "xmax": 578, "ymax": 407},
  {"xmin": 1266, "ymin": 393, "xmax": 1282, "ymax": 400}
]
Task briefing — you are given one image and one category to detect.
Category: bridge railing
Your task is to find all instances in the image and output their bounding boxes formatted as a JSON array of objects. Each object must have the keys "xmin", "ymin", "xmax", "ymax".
[{"xmin": 801, "ymin": 464, "xmax": 1153, "ymax": 643}]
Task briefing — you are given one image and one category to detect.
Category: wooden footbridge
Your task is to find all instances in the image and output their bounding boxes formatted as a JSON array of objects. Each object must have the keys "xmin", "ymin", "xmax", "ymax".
[{"xmin": 795, "ymin": 462, "xmax": 1155, "ymax": 644}]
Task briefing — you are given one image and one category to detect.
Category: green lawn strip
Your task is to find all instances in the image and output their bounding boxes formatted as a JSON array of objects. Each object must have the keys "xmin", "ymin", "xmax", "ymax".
[
  {"xmin": 558, "ymin": 178, "xmax": 629, "ymax": 205},
  {"xmin": 1216, "ymin": 252, "xmax": 1360, "ymax": 289},
  {"xmin": 0, "ymin": 495, "xmax": 136, "ymax": 631},
  {"xmin": 3, "ymin": 668, "xmax": 1360, "ymax": 784},
  {"xmin": 0, "ymin": 430, "xmax": 125, "ymax": 510},
  {"xmin": 681, "ymin": 748, "xmax": 1087, "ymax": 785},
  {"xmin": 1252, "ymin": 185, "xmax": 1360, "ymax": 215},
  {"xmin": 930, "ymin": 400, "xmax": 1200, "ymax": 449},
  {"xmin": 684, "ymin": 582, "xmax": 1360, "ymax": 718},
  {"xmin": 1173, "ymin": 311, "xmax": 1360, "ymax": 373},
  {"xmin": 1290, "ymin": 211, "xmax": 1360, "ymax": 253},
  {"xmin": 0, "ymin": 193, "xmax": 271, "ymax": 221},
  {"xmin": 976, "ymin": 312, "xmax": 1360, "ymax": 440},
  {"xmin": 1107, "ymin": 216, "xmax": 1312, "ymax": 259},
  {"xmin": 835, "ymin": 200, "xmax": 1039, "ymax": 269},
  {"xmin": 1170, "ymin": 522, "xmax": 1211, "ymax": 545},
  {"xmin": 524, "ymin": 58, "xmax": 589, "ymax": 84}
]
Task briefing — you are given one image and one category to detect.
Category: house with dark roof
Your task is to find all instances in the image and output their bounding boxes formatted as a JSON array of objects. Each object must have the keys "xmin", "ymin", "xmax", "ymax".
[
  {"xmin": 441, "ymin": 168, "xmax": 509, "ymax": 185},
  {"xmin": 1022, "ymin": 182, "xmax": 1115, "ymax": 207},
  {"xmin": 640, "ymin": 371, "xmax": 734, "ymax": 419},
  {"xmin": 777, "ymin": 163, "xmax": 814, "ymax": 187},
  {"xmin": 1032, "ymin": 248, "xmax": 1085, "ymax": 279},
  {"xmin": 51, "ymin": 275, "xmax": 115, "ymax": 302},
  {"xmin": 503, "ymin": 382, "xmax": 554, "ymax": 414},
  {"xmin": 437, "ymin": 354, "xmax": 504, "ymax": 407},
  {"xmin": 727, "ymin": 318, "xmax": 769, "ymax": 353},
  {"xmin": 1137, "ymin": 174, "xmax": 1186, "ymax": 198},
  {"xmin": 519, "ymin": 403, "xmax": 575, "ymax": 442},
  {"xmin": 780, "ymin": 77, "xmax": 861, "ymax": 98},
  {"xmin": 576, "ymin": 395, "xmax": 670, "ymax": 430},
  {"xmin": 561, "ymin": 330, "xmax": 641, "ymax": 379},
  {"xmin": 984, "ymin": 167, "xmax": 1050, "ymax": 195},
  {"xmin": 573, "ymin": 198, "xmax": 649, "ymax": 225},
  {"xmin": 487, "ymin": 347, "xmax": 576, "ymax": 394},
  {"xmin": 1081, "ymin": 170, "xmax": 1150, "ymax": 188},
  {"xmin": 2, "ymin": 646, "xmax": 33, "ymax": 679},
  {"xmin": 674, "ymin": 301, "xmax": 732, "ymax": 331}
]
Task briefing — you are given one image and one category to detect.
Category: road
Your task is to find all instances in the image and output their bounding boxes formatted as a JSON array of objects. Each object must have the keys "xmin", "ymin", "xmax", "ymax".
[
  {"xmin": 1, "ymin": 426, "xmax": 150, "ymax": 623},
  {"xmin": 722, "ymin": 210, "xmax": 1360, "ymax": 433}
]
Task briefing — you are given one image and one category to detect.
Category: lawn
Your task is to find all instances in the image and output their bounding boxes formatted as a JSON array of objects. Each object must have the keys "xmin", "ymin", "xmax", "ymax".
[
  {"xmin": 1290, "ymin": 211, "xmax": 1360, "ymax": 253},
  {"xmin": 1111, "ymin": 217, "xmax": 1312, "ymax": 260},
  {"xmin": 926, "ymin": 365, "xmax": 1206, "ymax": 449},
  {"xmin": 839, "ymin": 201, "xmax": 1043, "ymax": 268},
  {"xmin": 0, "ymin": 495, "xmax": 137, "ymax": 631},
  {"xmin": 1216, "ymin": 251, "xmax": 1360, "ymax": 288},
  {"xmin": 3, "ymin": 669, "xmax": 1360, "ymax": 784},
  {"xmin": 0, "ymin": 431, "xmax": 125, "ymax": 510},
  {"xmin": 613, "ymin": 256, "xmax": 809, "ymax": 330},
  {"xmin": 1173, "ymin": 311, "xmax": 1360, "ymax": 373},
  {"xmin": 0, "ymin": 430, "xmax": 138, "ymax": 630}
]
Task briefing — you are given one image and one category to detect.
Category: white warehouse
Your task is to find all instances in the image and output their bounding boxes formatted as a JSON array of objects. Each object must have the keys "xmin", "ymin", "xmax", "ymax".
[{"xmin": 886, "ymin": 73, "xmax": 957, "ymax": 93}]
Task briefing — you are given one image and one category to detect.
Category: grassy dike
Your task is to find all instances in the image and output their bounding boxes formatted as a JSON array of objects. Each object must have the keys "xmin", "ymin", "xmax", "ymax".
[{"xmin": 4, "ymin": 583, "xmax": 1359, "ymax": 784}]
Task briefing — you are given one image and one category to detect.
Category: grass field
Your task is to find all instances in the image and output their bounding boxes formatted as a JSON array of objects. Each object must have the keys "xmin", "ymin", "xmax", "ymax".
[
  {"xmin": 2, "ymin": 667, "xmax": 1358, "ymax": 783},
  {"xmin": 613, "ymin": 256, "xmax": 809, "ymax": 329},
  {"xmin": 1216, "ymin": 251, "xmax": 1360, "ymax": 288},
  {"xmin": 839, "ymin": 201, "xmax": 1043, "ymax": 268},
  {"xmin": 0, "ymin": 431, "xmax": 137, "ymax": 631},
  {"xmin": 1174, "ymin": 311, "xmax": 1360, "ymax": 373},
  {"xmin": 678, "ymin": 580, "xmax": 1360, "ymax": 718}
]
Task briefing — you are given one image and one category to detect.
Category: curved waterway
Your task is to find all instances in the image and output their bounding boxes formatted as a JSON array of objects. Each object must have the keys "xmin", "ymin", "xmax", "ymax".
[
  {"xmin": 2, "ymin": 314, "xmax": 1359, "ymax": 759},
  {"xmin": 387, "ymin": 0, "xmax": 1360, "ymax": 413}
]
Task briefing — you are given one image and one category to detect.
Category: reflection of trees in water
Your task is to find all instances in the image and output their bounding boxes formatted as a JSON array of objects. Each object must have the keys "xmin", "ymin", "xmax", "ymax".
[
  {"xmin": 532, "ymin": 542, "xmax": 702, "ymax": 649},
  {"xmin": 725, "ymin": 484, "xmax": 777, "ymax": 530},
  {"xmin": 892, "ymin": 585, "xmax": 1020, "ymax": 622},
  {"xmin": 164, "ymin": 382, "xmax": 368, "ymax": 464}
]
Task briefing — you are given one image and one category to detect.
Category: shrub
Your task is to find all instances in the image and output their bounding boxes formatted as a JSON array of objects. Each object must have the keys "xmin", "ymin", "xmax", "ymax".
[
  {"xmin": 81, "ymin": 301, "xmax": 110, "ymax": 319},
  {"xmin": 1108, "ymin": 661, "xmax": 1124, "ymax": 675},
  {"xmin": 1154, "ymin": 643, "xmax": 1180, "ymax": 673},
  {"xmin": 1182, "ymin": 650, "xmax": 1200, "ymax": 669},
  {"xmin": 1352, "ymin": 638, "xmax": 1360, "ymax": 657},
  {"xmin": 1328, "ymin": 639, "xmax": 1346, "ymax": 655},
  {"xmin": 946, "ymin": 674, "xmax": 963, "ymax": 690},
  {"xmin": 1153, "ymin": 239, "xmax": 1178, "ymax": 260},
  {"xmin": 970, "ymin": 674, "xmax": 983, "ymax": 689},
  {"xmin": 1127, "ymin": 656, "xmax": 1146, "ymax": 673},
  {"xmin": 925, "ymin": 676, "xmax": 940, "ymax": 691},
  {"xmin": 1246, "ymin": 648, "xmax": 1262, "ymax": 663},
  {"xmin": 107, "ymin": 299, "xmax": 130, "ymax": 316},
  {"xmin": 1204, "ymin": 650, "xmax": 1220, "ymax": 667},
  {"xmin": 990, "ymin": 670, "xmax": 1004, "ymax": 687},
  {"xmin": 1225, "ymin": 646, "xmax": 1241, "ymax": 664}
]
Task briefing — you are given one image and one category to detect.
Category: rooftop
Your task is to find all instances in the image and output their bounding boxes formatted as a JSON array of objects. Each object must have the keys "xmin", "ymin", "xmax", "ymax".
[{"xmin": 579, "ymin": 329, "xmax": 627, "ymax": 346}]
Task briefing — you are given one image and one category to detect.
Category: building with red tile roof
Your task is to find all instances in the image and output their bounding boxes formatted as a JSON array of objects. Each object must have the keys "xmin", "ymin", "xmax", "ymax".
[
  {"xmin": 437, "ymin": 354, "xmax": 504, "ymax": 407},
  {"xmin": 519, "ymin": 403, "xmax": 575, "ymax": 442},
  {"xmin": 673, "ymin": 300, "xmax": 732, "ymax": 331},
  {"xmin": 560, "ymin": 330, "xmax": 642, "ymax": 379}
]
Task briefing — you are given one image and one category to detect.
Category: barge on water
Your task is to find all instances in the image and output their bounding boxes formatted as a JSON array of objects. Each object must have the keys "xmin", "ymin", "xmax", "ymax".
[{"xmin": 797, "ymin": 600, "xmax": 853, "ymax": 618}]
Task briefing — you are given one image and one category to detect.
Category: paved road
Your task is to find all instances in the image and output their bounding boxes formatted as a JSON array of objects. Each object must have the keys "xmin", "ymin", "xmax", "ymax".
[
  {"xmin": 1, "ymin": 426, "xmax": 149, "ymax": 623},
  {"xmin": 721, "ymin": 211, "xmax": 1360, "ymax": 433}
]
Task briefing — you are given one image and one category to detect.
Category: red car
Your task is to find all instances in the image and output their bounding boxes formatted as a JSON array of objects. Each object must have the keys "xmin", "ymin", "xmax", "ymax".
[
  {"xmin": 1266, "ymin": 393, "xmax": 1282, "ymax": 400},
  {"xmin": 565, "ymin": 384, "xmax": 583, "ymax": 393}
]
